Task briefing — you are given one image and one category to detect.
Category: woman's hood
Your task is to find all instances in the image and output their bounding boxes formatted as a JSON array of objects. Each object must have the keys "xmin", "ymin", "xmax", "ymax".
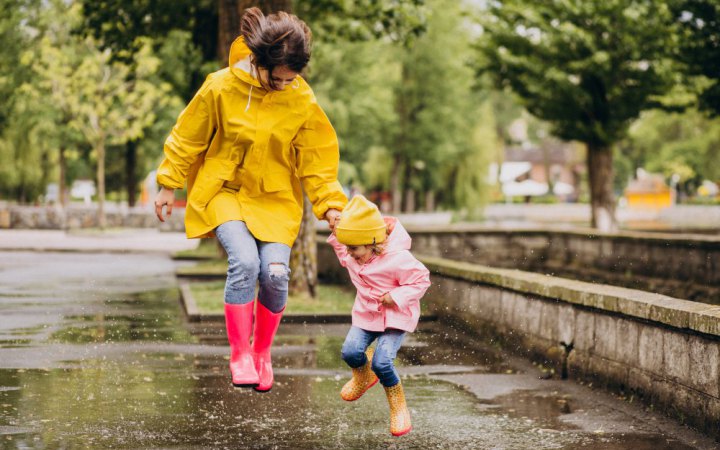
[{"xmin": 228, "ymin": 36, "xmax": 262, "ymax": 88}]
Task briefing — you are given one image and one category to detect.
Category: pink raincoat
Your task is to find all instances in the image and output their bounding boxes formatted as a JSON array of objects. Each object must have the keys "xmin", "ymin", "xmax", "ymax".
[{"xmin": 327, "ymin": 217, "xmax": 431, "ymax": 333}]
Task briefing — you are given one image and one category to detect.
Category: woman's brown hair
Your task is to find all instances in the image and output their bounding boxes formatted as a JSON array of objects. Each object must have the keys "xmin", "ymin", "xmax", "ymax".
[{"xmin": 240, "ymin": 7, "xmax": 312, "ymax": 90}]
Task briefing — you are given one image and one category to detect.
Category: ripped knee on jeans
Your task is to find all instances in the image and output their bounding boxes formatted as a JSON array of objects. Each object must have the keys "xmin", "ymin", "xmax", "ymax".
[{"xmin": 268, "ymin": 262, "xmax": 290, "ymax": 281}]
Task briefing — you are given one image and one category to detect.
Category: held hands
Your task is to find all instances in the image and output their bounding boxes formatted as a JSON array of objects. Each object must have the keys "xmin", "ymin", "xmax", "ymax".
[
  {"xmin": 325, "ymin": 208, "xmax": 341, "ymax": 232},
  {"xmin": 379, "ymin": 292, "xmax": 396, "ymax": 308},
  {"xmin": 154, "ymin": 187, "xmax": 176, "ymax": 222}
]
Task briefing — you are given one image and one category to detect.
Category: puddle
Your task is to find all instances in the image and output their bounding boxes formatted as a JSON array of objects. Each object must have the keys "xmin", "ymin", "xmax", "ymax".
[{"xmin": 0, "ymin": 251, "xmax": 713, "ymax": 449}]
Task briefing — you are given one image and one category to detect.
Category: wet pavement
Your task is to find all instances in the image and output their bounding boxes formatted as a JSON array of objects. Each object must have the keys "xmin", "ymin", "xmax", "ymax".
[{"xmin": 0, "ymin": 250, "xmax": 717, "ymax": 449}]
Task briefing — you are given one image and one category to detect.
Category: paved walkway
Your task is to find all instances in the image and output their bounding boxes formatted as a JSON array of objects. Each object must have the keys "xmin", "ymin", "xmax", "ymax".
[
  {"xmin": 0, "ymin": 250, "xmax": 716, "ymax": 448},
  {"xmin": 0, "ymin": 228, "xmax": 198, "ymax": 253}
]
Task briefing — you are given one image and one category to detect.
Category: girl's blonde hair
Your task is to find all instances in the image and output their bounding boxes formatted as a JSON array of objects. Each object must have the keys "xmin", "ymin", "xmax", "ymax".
[
  {"xmin": 368, "ymin": 228, "xmax": 390, "ymax": 255},
  {"xmin": 369, "ymin": 241, "xmax": 387, "ymax": 256}
]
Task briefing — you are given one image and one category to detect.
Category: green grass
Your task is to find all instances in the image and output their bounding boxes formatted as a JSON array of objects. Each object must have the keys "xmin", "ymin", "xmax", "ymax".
[
  {"xmin": 172, "ymin": 239, "xmax": 223, "ymax": 260},
  {"xmin": 189, "ymin": 282, "xmax": 356, "ymax": 315},
  {"xmin": 176, "ymin": 260, "xmax": 227, "ymax": 276}
]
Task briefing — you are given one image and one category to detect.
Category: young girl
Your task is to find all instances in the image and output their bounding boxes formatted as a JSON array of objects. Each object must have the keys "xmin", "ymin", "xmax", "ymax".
[{"xmin": 328, "ymin": 195, "xmax": 431, "ymax": 436}]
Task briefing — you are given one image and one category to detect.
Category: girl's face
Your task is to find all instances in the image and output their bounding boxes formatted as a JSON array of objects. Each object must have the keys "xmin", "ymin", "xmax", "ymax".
[
  {"xmin": 257, "ymin": 65, "xmax": 298, "ymax": 90},
  {"xmin": 346, "ymin": 245, "xmax": 373, "ymax": 264}
]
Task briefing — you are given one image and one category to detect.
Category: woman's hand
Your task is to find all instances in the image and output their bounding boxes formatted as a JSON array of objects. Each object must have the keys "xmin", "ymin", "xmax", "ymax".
[
  {"xmin": 154, "ymin": 187, "xmax": 176, "ymax": 222},
  {"xmin": 325, "ymin": 208, "xmax": 341, "ymax": 231},
  {"xmin": 379, "ymin": 293, "xmax": 396, "ymax": 308}
]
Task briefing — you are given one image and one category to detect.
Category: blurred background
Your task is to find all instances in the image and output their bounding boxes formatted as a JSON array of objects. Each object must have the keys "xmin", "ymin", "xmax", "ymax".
[{"xmin": 0, "ymin": 0, "xmax": 718, "ymax": 232}]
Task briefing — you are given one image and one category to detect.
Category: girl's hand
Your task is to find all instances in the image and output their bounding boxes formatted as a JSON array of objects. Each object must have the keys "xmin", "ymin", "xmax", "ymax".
[
  {"xmin": 325, "ymin": 208, "xmax": 341, "ymax": 231},
  {"xmin": 154, "ymin": 187, "xmax": 176, "ymax": 222},
  {"xmin": 380, "ymin": 293, "xmax": 395, "ymax": 308}
]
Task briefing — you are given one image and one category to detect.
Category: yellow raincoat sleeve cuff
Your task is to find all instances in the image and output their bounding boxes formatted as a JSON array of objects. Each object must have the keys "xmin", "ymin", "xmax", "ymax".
[
  {"xmin": 156, "ymin": 76, "xmax": 216, "ymax": 189},
  {"xmin": 294, "ymin": 102, "xmax": 348, "ymax": 220}
]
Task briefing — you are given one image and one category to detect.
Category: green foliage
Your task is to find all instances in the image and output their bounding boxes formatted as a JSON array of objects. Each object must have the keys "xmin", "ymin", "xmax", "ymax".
[
  {"xmin": 0, "ymin": 0, "xmax": 181, "ymax": 203},
  {"xmin": 309, "ymin": 0, "xmax": 495, "ymax": 212},
  {"xmin": 361, "ymin": 146, "xmax": 393, "ymax": 191},
  {"xmin": 295, "ymin": 0, "xmax": 426, "ymax": 45},
  {"xmin": 478, "ymin": 0, "xmax": 679, "ymax": 148},
  {"xmin": 626, "ymin": 108, "xmax": 720, "ymax": 186},
  {"xmin": 452, "ymin": 102, "xmax": 497, "ymax": 217},
  {"xmin": 395, "ymin": 0, "xmax": 493, "ymax": 211},
  {"xmin": 308, "ymin": 38, "xmax": 399, "ymax": 172},
  {"xmin": 671, "ymin": 0, "xmax": 720, "ymax": 115},
  {"xmin": 0, "ymin": 0, "xmax": 37, "ymax": 134}
]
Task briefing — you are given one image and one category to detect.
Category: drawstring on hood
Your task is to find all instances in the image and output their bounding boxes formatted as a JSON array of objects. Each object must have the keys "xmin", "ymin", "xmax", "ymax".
[
  {"xmin": 233, "ymin": 54, "xmax": 257, "ymax": 112},
  {"xmin": 245, "ymin": 85, "xmax": 253, "ymax": 112},
  {"xmin": 230, "ymin": 37, "xmax": 264, "ymax": 113}
]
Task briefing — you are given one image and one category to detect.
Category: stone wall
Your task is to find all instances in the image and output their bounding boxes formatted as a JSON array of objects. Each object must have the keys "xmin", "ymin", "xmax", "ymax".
[
  {"xmin": 0, "ymin": 205, "xmax": 185, "ymax": 232},
  {"xmin": 421, "ymin": 256, "xmax": 720, "ymax": 438},
  {"xmin": 405, "ymin": 228, "xmax": 720, "ymax": 303}
]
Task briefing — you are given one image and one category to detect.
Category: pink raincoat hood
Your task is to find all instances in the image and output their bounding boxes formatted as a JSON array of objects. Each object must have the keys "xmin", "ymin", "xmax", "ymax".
[{"xmin": 382, "ymin": 217, "xmax": 411, "ymax": 254}]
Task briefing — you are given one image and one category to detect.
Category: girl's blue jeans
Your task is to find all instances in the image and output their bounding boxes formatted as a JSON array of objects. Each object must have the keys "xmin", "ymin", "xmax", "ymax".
[
  {"xmin": 214, "ymin": 220, "xmax": 291, "ymax": 313},
  {"xmin": 341, "ymin": 326, "xmax": 406, "ymax": 387}
]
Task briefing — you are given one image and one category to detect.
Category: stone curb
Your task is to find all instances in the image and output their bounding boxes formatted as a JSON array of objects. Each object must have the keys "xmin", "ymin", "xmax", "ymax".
[
  {"xmin": 171, "ymin": 254, "xmax": 217, "ymax": 261},
  {"xmin": 175, "ymin": 272, "xmax": 224, "ymax": 280},
  {"xmin": 320, "ymin": 227, "xmax": 720, "ymax": 246},
  {"xmin": 420, "ymin": 255, "xmax": 720, "ymax": 337}
]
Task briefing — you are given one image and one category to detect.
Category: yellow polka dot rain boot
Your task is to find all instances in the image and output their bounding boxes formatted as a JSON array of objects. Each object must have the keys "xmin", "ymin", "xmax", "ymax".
[
  {"xmin": 384, "ymin": 382, "xmax": 412, "ymax": 436},
  {"xmin": 340, "ymin": 347, "xmax": 379, "ymax": 401}
]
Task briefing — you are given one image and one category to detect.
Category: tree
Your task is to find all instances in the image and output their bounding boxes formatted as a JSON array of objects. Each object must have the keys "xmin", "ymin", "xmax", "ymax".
[
  {"xmin": 81, "ymin": 1, "xmax": 208, "ymax": 206},
  {"xmin": 30, "ymin": 2, "xmax": 173, "ymax": 224},
  {"xmin": 295, "ymin": 0, "xmax": 426, "ymax": 44},
  {"xmin": 624, "ymin": 109, "xmax": 720, "ymax": 197},
  {"xmin": 478, "ymin": 1, "xmax": 678, "ymax": 230},
  {"xmin": 0, "ymin": 0, "xmax": 72, "ymax": 203},
  {"xmin": 0, "ymin": 0, "xmax": 36, "ymax": 135},
  {"xmin": 308, "ymin": 38, "xmax": 399, "ymax": 186},
  {"xmin": 391, "ymin": 0, "xmax": 488, "ymax": 213},
  {"xmin": 67, "ymin": 38, "xmax": 173, "ymax": 227},
  {"xmin": 671, "ymin": 0, "xmax": 720, "ymax": 116}
]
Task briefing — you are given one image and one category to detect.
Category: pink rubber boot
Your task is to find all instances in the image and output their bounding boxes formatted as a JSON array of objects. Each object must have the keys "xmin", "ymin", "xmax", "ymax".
[
  {"xmin": 252, "ymin": 302, "xmax": 284, "ymax": 392},
  {"xmin": 224, "ymin": 302, "xmax": 259, "ymax": 388}
]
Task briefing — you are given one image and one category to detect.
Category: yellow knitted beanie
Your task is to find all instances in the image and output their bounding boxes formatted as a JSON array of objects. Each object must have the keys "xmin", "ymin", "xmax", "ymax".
[{"xmin": 335, "ymin": 195, "xmax": 387, "ymax": 246}]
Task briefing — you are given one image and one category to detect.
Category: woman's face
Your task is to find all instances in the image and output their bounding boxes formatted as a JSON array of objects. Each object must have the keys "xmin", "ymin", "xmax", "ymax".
[{"xmin": 257, "ymin": 65, "xmax": 298, "ymax": 90}]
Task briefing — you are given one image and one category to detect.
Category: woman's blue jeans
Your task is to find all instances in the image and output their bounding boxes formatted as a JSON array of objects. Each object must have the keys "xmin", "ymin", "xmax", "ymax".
[
  {"xmin": 214, "ymin": 220, "xmax": 291, "ymax": 313},
  {"xmin": 341, "ymin": 326, "xmax": 406, "ymax": 387}
]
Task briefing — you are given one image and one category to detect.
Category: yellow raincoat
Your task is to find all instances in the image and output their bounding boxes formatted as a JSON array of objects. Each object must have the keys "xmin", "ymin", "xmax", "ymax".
[{"xmin": 156, "ymin": 37, "xmax": 347, "ymax": 247}]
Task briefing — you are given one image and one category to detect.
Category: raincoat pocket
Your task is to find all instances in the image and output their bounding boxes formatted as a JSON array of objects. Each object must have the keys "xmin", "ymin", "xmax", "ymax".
[
  {"xmin": 188, "ymin": 158, "xmax": 238, "ymax": 209},
  {"xmin": 262, "ymin": 171, "xmax": 293, "ymax": 193}
]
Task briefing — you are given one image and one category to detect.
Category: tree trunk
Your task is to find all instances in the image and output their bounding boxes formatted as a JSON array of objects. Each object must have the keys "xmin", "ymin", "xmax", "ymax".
[
  {"xmin": 289, "ymin": 194, "xmax": 317, "ymax": 298},
  {"xmin": 125, "ymin": 140, "xmax": 137, "ymax": 207},
  {"xmin": 542, "ymin": 143, "xmax": 554, "ymax": 195},
  {"xmin": 218, "ymin": 0, "xmax": 292, "ymax": 62},
  {"xmin": 96, "ymin": 140, "xmax": 106, "ymax": 229},
  {"xmin": 59, "ymin": 146, "xmax": 67, "ymax": 207},
  {"xmin": 402, "ymin": 163, "xmax": 415, "ymax": 213},
  {"xmin": 424, "ymin": 189, "xmax": 435, "ymax": 212},
  {"xmin": 586, "ymin": 143, "xmax": 617, "ymax": 232},
  {"xmin": 390, "ymin": 154, "xmax": 403, "ymax": 213},
  {"xmin": 404, "ymin": 189, "xmax": 415, "ymax": 213}
]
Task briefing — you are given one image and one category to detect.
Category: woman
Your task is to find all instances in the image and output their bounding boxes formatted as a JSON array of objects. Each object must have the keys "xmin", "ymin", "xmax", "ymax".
[{"xmin": 154, "ymin": 8, "xmax": 346, "ymax": 392}]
